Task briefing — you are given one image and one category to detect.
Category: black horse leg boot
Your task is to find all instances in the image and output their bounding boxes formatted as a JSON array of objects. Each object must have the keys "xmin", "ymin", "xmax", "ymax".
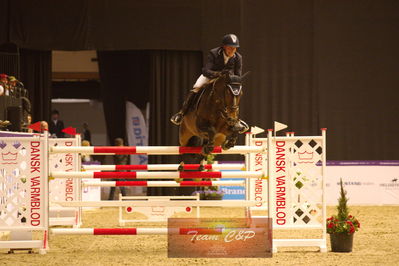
[{"xmin": 170, "ymin": 91, "xmax": 196, "ymax": 125}]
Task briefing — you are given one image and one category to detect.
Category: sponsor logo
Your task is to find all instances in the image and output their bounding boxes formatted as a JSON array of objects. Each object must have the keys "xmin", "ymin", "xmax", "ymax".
[
  {"xmin": 298, "ymin": 151, "xmax": 314, "ymax": 164},
  {"xmin": 168, "ymin": 218, "xmax": 272, "ymax": 258},
  {"xmin": 2, "ymin": 151, "xmax": 18, "ymax": 161},
  {"xmin": 275, "ymin": 141, "xmax": 286, "ymax": 225},
  {"xmin": 380, "ymin": 178, "xmax": 399, "ymax": 188},
  {"xmin": 131, "ymin": 116, "xmax": 148, "ymax": 164},
  {"xmin": 30, "ymin": 141, "xmax": 42, "ymax": 226},
  {"xmin": 231, "ymin": 35, "xmax": 237, "ymax": 43}
]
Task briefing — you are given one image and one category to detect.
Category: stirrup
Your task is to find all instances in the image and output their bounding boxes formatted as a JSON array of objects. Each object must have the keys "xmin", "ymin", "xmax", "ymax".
[{"xmin": 170, "ymin": 112, "xmax": 184, "ymax": 125}]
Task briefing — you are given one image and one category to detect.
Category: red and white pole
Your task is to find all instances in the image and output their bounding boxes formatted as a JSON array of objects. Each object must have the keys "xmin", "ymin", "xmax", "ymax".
[
  {"xmin": 50, "ymin": 145, "xmax": 264, "ymax": 155},
  {"xmin": 50, "ymin": 171, "xmax": 263, "ymax": 179},
  {"xmin": 82, "ymin": 180, "xmax": 245, "ymax": 187},
  {"xmin": 82, "ymin": 163, "xmax": 245, "ymax": 171},
  {"xmin": 51, "ymin": 227, "xmax": 224, "ymax": 235}
]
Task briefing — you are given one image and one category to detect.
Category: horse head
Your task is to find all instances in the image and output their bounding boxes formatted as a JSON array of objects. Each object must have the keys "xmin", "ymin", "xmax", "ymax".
[
  {"xmin": 179, "ymin": 71, "xmax": 249, "ymax": 167},
  {"xmin": 212, "ymin": 72, "xmax": 244, "ymax": 126}
]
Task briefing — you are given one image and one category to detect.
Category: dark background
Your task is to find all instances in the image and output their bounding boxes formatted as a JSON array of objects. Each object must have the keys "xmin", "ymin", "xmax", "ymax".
[{"xmin": 0, "ymin": 0, "xmax": 398, "ymax": 160}]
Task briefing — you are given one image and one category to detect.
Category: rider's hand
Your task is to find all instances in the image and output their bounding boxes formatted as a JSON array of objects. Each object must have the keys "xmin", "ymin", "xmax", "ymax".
[
  {"xmin": 221, "ymin": 69, "xmax": 230, "ymax": 75},
  {"xmin": 212, "ymin": 71, "xmax": 222, "ymax": 78}
]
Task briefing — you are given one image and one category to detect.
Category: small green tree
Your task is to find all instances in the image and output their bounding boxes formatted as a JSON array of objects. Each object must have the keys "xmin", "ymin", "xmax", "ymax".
[
  {"xmin": 337, "ymin": 178, "xmax": 349, "ymax": 221},
  {"xmin": 326, "ymin": 178, "xmax": 360, "ymax": 234}
]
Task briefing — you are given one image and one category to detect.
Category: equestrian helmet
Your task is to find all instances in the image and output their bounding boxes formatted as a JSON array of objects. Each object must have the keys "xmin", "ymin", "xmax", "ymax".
[{"xmin": 222, "ymin": 34, "xmax": 240, "ymax": 47}]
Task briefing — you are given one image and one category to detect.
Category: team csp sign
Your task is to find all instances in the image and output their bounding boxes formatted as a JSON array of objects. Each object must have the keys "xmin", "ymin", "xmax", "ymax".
[{"xmin": 167, "ymin": 218, "xmax": 272, "ymax": 258}]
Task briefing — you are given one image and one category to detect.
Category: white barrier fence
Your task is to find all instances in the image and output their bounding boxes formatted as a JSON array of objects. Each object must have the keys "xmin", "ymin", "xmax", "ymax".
[
  {"xmin": 118, "ymin": 194, "xmax": 201, "ymax": 225},
  {"xmin": 0, "ymin": 127, "xmax": 327, "ymax": 254}
]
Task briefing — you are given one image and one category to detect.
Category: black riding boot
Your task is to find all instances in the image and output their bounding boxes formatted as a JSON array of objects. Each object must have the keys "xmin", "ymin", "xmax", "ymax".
[{"xmin": 170, "ymin": 91, "xmax": 196, "ymax": 125}]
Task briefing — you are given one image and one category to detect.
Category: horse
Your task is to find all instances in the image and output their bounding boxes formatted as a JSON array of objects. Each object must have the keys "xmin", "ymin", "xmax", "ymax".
[{"xmin": 178, "ymin": 72, "xmax": 246, "ymax": 170}]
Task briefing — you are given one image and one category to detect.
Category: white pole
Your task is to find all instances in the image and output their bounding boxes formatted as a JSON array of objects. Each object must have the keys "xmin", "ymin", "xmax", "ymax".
[
  {"xmin": 75, "ymin": 134, "xmax": 83, "ymax": 228},
  {"xmin": 43, "ymin": 131, "xmax": 49, "ymax": 252},
  {"xmin": 321, "ymin": 128, "xmax": 327, "ymax": 245},
  {"xmin": 52, "ymin": 200, "xmax": 262, "ymax": 208},
  {"xmin": 82, "ymin": 180, "xmax": 246, "ymax": 187},
  {"xmin": 82, "ymin": 163, "xmax": 245, "ymax": 171},
  {"xmin": 50, "ymin": 171, "xmax": 264, "ymax": 179},
  {"xmin": 50, "ymin": 145, "xmax": 265, "ymax": 155},
  {"xmin": 267, "ymin": 129, "xmax": 273, "ymax": 222}
]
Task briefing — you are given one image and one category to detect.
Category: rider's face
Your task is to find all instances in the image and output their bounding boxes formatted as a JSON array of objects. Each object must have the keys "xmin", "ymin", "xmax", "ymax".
[{"xmin": 223, "ymin": 46, "xmax": 237, "ymax": 57}]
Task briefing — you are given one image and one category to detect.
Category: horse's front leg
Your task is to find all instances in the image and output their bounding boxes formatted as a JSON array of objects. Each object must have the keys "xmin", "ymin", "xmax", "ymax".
[
  {"xmin": 200, "ymin": 126, "xmax": 216, "ymax": 155},
  {"xmin": 222, "ymin": 131, "xmax": 238, "ymax": 150},
  {"xmin": 178, "ymin": 161, "xmax": 185, "ymax": 171},
  {"xmin": 198, "ymin": 157, "xmax": 206, "ymax": 171}
]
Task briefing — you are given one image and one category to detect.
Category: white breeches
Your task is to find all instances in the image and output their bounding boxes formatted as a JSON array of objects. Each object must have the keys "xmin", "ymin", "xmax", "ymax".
[{"xmin": 192, "ymin": 74, "xmax": 210, "ymax": 92}]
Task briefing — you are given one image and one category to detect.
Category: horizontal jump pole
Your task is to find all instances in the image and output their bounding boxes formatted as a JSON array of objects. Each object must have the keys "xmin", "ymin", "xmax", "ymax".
[
  {"xmin": 51, "ymin": 227, "xmax": 267, "ymax": 235},
  {"xmin": 50, "ymin": 171, "xmax": 264, "ymax": 179},
  {"xmin": 50, "ymin": 228, "xmax": 222, "ymax": 235},
  {"xmin": 82, "ymin": 180, "xmax": 245, "ymax": 187},
  {"xmin": 82, "ymin": 163, "xmax": 245, "ymax": 171},
  {"xmin": 50, "ymin": 145, "xmax": 265, "ymax": 155},
  {"xmin": 52, "ymin": 200, "xmax": 260, "ymax": 208}
]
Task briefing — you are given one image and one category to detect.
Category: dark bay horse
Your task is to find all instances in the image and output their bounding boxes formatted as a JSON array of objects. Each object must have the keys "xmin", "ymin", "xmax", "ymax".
[{"xmin": 179, "ymin": 72, "xmax": 245, "ymax": 170}]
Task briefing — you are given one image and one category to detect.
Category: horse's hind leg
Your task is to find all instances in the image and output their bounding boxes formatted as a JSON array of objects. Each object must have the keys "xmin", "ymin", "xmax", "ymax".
[
  {"xmin": 192, "ymin": 126, "xmax": 215, "ymax": 172},
  {"xmin": 178, "ymin": 123, "xmax": 192, "ymax": 171}
]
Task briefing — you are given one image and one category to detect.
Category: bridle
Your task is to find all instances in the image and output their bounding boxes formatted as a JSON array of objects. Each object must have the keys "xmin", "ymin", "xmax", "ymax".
[{"xmin": 210, "ymin": 76, "xmax": 242, "ymax": 126}]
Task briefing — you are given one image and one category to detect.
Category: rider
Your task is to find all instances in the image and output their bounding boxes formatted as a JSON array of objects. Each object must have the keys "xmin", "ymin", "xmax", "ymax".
[{"xmin": 170, "ymin": 34, "xmax": 248, "ymax": 133}]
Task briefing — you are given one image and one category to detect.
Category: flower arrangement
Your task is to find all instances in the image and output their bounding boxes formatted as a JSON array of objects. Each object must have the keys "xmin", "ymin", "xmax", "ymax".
[{"xmin": 326, "ymin": 179, "xmax": 360, "ymax": 235}]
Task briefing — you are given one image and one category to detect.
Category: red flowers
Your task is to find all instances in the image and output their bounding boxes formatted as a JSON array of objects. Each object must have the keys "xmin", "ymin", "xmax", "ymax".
[
  {"xmin": 349, "ymin": 226, "xmax": 355, "ymax": 234},
  {"xmin": 326, "ymin": 215, "xmax": 360, "ymax": 235}
]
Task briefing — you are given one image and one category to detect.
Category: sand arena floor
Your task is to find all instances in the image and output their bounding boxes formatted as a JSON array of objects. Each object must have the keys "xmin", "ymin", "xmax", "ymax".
[{"xmin": 0, "ymin": 206, "xmax": 398, "ymax": 266}]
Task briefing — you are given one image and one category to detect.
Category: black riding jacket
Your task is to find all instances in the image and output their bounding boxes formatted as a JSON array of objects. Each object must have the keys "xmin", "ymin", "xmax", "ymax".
[{"xmin": 202, "ymin": 47, "xmax": 242, "ymax": 79}]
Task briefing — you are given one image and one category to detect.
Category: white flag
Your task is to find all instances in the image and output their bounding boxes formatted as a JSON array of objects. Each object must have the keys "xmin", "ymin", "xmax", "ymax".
[
  {"xmin": 274, "ymin": 121, "xmax": 288, "ymax": 132},
  {"xmin": 250, "ymin": 126, "xmax": 265, "ymax": 135},
  {"xmin": 126, "ymin": 101, "xmax": 148, "ymax": 195}
]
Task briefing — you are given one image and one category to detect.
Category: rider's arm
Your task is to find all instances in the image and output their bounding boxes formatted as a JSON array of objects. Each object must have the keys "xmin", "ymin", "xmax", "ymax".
[
  {"xmin": 234, "ymin": 53, "xmax": 242, "ymax": 76},
  {"xmin": 202, "ymin": 52, "xmax": 221, "ymax": 79}
]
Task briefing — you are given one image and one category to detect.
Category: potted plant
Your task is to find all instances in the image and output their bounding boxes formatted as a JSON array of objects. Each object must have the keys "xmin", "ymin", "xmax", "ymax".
[{"xmin": 326, "ymin": 178, "xmax": 360, "ymax": 252}]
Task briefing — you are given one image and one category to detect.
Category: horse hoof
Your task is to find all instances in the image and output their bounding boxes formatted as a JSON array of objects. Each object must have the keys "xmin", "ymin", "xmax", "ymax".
[
  {"xmin": 222, "ymin": 141, "xmax": 235, "ymax": 150},
  {"xmin": 202, "ymin": 145, "xmax": 214, "ymax": 155}
]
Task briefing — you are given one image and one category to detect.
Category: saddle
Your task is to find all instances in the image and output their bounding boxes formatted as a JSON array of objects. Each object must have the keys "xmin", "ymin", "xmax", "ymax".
[{"xmin": 189, "ymin": 87, "xmax": 206, "ymax": 112}]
